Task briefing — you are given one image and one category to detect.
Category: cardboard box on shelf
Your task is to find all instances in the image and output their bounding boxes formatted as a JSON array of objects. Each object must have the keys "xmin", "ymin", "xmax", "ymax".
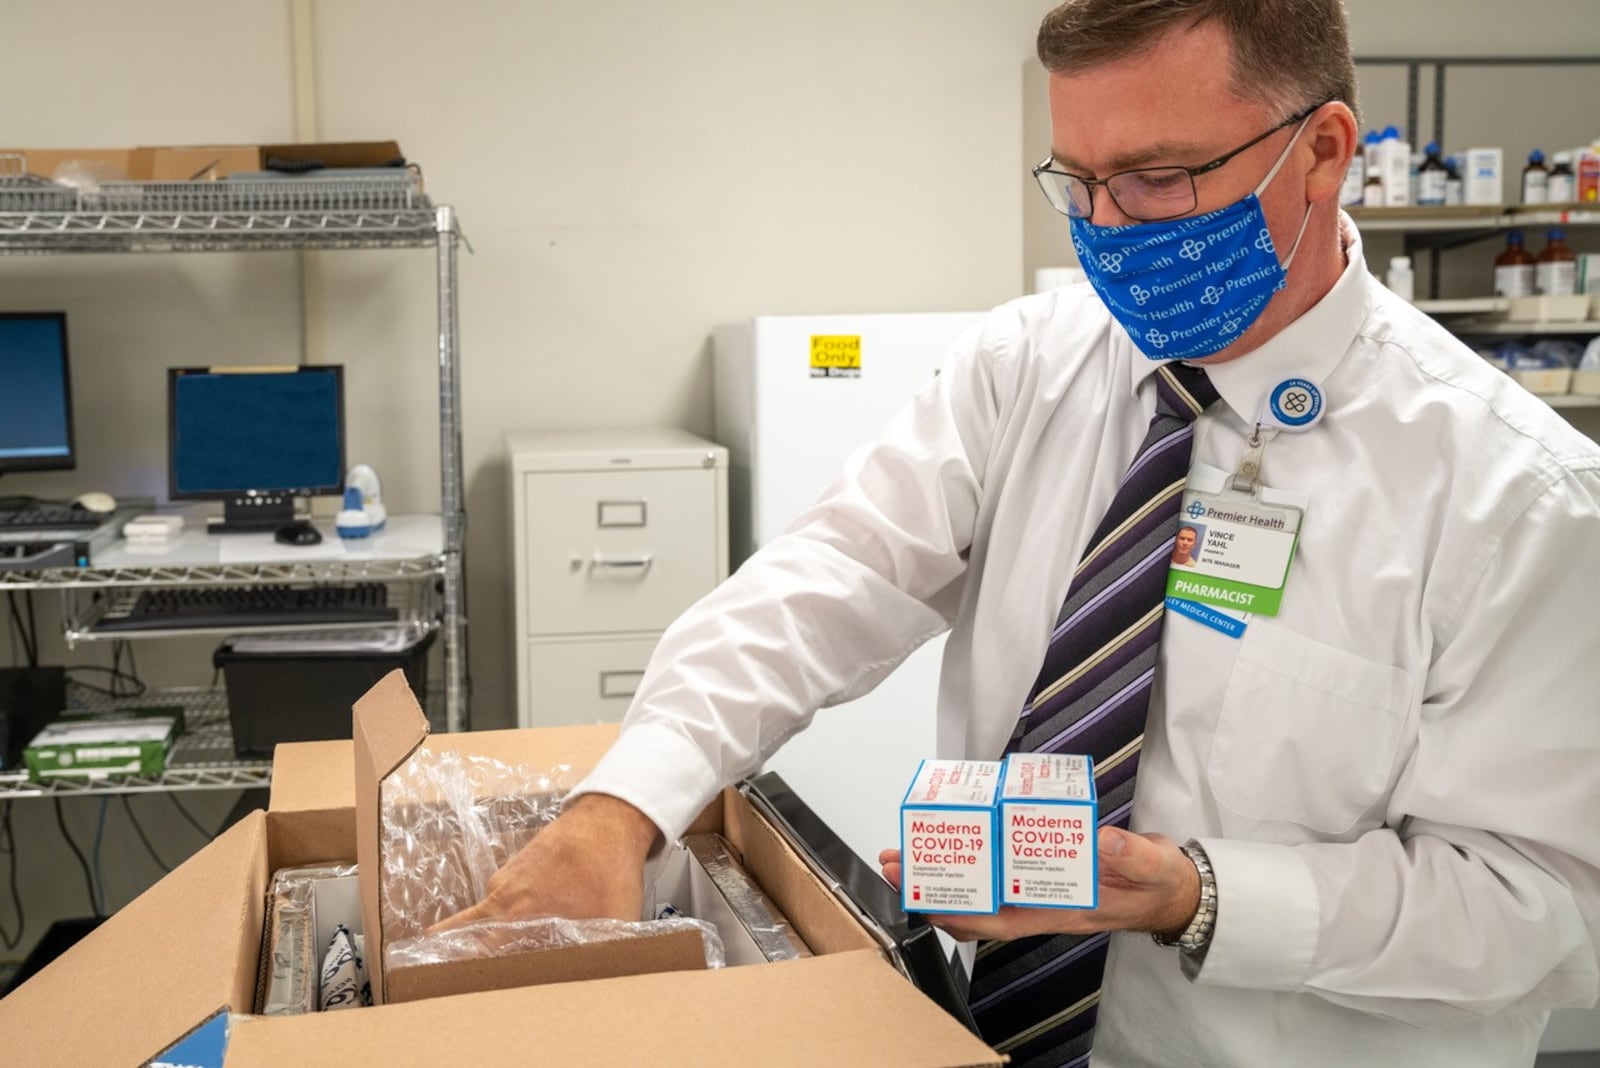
[
  {"xmin": 0, "ymin": 147, "xmax": 140, "ymax": 181},
  {"xmin": 0, "ymin": 142, "xmax": 406, "ymax": 183},
  {"xmin": 0, "ymin": 671, "xmax": 998, "ymax": 1067},
  {"xmin": 23, "ymin": 714, "xmax": 181, "ymax": 780}
]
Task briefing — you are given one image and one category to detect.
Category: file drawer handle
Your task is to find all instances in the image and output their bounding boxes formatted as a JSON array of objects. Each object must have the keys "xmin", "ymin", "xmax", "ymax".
[
  {"xmin": 600, "ymin": 670, "xmax": 644, "ymax": 699},
  {"xmin": 584, "ymin": 553, "xmax": 654, "ymax": 574}
]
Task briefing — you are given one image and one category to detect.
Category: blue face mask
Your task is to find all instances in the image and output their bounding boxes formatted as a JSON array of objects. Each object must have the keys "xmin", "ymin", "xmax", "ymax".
[{"xmin": 1070, "ymin": 119, "xmax": 1313, "ymax": 361}]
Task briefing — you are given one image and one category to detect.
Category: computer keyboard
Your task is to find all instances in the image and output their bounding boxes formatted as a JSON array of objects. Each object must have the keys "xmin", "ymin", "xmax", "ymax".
[
  {"xmin": 0, "ymin": 503, "xmax": 102, "ymax": 531},
  {"xmin": 93, "ymin": 583, "xmax": 398, "ymax": 632}
]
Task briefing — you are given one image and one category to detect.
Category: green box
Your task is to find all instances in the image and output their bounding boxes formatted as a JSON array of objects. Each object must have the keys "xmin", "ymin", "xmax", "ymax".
[{"xmin": 23, "ymin": 716, "xmax": 181, "ymax": 780}]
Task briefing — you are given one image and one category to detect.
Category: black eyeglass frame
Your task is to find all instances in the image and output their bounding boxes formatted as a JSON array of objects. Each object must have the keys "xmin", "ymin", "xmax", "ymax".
[{"xmin": 1033, "ymin": 100, "xmax": 1329, "ymax": 223}]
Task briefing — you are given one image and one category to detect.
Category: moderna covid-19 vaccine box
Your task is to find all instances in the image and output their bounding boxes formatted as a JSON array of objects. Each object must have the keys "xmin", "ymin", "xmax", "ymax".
[
  {"xmin": 899, "ymin": 759, "xmax": 1001, "ymax": 915},
  {"xmin": 999, "ymin": 753, "xmax": 1098, "ymax": 909}
]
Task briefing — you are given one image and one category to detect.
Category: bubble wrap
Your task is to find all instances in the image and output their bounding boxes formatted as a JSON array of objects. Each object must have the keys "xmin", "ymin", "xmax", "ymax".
[{"xmin": 379, "ymin": 746, "xmax": 723, "ymax": 971}]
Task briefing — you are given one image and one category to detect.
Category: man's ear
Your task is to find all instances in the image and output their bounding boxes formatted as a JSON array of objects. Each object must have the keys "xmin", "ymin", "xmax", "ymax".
[{"xmin": 1304, "ymin": 102, "xmax": 1358, "ymax": 204}]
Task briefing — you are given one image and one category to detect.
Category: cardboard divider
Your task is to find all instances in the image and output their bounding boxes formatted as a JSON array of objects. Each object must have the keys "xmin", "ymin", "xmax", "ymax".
[
  {"xmin": 387, "ymin": 927, "xmax": 708, "ymax": 1004},
  {"xmin": 717, "ymin": 789, "xmax": 878, "ymax": 957}
]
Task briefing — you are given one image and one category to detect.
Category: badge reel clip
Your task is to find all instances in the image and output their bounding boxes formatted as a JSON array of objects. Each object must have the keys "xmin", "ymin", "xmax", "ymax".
[{"xmin": 335, "ymin": 463, "xmax": 387, "ymax": 538}]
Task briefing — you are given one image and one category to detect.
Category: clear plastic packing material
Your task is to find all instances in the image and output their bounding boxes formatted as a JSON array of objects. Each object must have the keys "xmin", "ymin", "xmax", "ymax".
[
  {"xmin": 379, "ymin": 746, "xmax": 724, "ymax": 972},
  {"xmin": 683, "ymin": 833, "xmax": 813, "ymax": 963},
  {"xmin": 256, "ymin": 863, "xmax": 360, "ymax": 1016}
]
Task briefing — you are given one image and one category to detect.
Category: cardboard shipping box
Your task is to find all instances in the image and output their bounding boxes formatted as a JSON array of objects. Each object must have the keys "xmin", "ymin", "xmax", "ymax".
[
  {"xmin": 0, "ymin": 141, "xmax": 404, "ymax": 182},
  {"xmin": 0, "ymin": 672, "xmax": 999, "ymax": 1067}
]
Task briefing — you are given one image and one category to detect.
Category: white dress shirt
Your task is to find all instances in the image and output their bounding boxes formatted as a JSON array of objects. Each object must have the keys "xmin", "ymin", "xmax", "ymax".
[{"xmin": 574, "ymin": 220, "xmax": 1600, "ymax": 1066}]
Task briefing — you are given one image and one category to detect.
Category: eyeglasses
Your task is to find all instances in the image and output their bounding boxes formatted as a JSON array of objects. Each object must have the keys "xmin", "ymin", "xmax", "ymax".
[{"xmin": 1033, "ymin": 102, "xmax": 1324, "ymax": 223}]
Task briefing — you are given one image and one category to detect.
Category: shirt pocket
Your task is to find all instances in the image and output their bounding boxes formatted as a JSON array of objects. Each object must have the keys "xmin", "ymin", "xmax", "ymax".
[{"xmin": 1207, "ymin": 620, "xmax": 1414, "ymax": 834}]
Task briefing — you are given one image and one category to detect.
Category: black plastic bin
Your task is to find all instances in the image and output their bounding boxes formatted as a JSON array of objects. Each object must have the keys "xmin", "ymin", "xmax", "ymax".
[{"xmin": 214, "ymin": 628, "xmax": 435, "ymax": 758}]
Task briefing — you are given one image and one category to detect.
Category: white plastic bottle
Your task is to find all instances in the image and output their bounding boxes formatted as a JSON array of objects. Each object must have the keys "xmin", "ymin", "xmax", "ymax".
[
  {"xmin": 1362, "ymin": 131, "xmax": 1383, "ymax": 196},
  {"xmin": 1386, "ymin": 256, "xmax": 1414, "ymax": 302},
  {"xmin": 1382, "ymin": 126, "xmax": 1412, "ymax": 207}
]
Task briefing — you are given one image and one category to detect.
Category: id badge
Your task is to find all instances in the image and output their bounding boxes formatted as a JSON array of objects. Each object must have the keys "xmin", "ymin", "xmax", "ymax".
[{"xmin": 1165, "ymin": 463, "xmax": 1305, "ymax": 617}]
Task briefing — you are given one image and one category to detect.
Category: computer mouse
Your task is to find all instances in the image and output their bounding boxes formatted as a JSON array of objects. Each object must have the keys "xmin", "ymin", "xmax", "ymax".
[
  {"xmin": 73, "ymin": 491, "xmax": 117, "ymax": 514},
  {"xmin": 274, "ymin": 521, "xmax": 323, "ymax": 546}
]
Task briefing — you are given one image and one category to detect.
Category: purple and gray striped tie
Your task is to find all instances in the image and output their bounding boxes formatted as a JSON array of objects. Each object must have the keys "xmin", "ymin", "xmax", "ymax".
[{"xmin": 968, "ymin": 362, "xmax": 1220, "ymax": 1068}]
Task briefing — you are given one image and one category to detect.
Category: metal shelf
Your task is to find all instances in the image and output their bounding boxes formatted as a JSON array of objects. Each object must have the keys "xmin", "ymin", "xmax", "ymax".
[
  {"xmin": 61, "ymin": 587, "xmax": 441, "ymax": 647},
  {"xmin": 0, "ymin": 207, "xmax": 441, "ymax": 254},
  {"xmin": 1351, "ymin": 206, "xmax": 1600, "ymax": 233},
  {"xmin": 1546, "ymin": 394, "xmax": 1600, "ymax": 409},
  {"xmin": 0, "ymin": 553, "xmax": 444, "ymax": 591},
  {"xmin": 1414, "ymin": 297, "xmax": 1509, "ymax": 315},
  {"xmin": 0, "ymin": 688, "xmax": 269, "ymax": 798},
  {"xmin": 0, "ymin": 203, "xmax": 470, "ymax": 735},
  {"xmin": 1456, "ymin": 319, "xmax": 1600, "ymax": 336},
  {"xmin": 0, "ymin": 681, "xmax": 447, "ymax": 799}
]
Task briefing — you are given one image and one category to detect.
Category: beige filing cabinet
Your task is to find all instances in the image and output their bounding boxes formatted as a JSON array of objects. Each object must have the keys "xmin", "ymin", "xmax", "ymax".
[{"xmin": 508, "ymin": 429, "xmax": 729, "ymax": 729}]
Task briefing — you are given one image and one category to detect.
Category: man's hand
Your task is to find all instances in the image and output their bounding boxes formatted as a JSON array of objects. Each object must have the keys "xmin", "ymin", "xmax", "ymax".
[
  {"xmin": 879, "ymin": 826, "xmax": 1200, "ymax": 943},
  {"xmin": 429, "ymin": 793, "xmax": 660, "ymax": 934}
]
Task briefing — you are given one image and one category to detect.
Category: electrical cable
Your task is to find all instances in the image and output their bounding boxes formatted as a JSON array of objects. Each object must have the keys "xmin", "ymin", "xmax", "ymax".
[
  {"xmin": 52, "ymin": 798, "xmax": 99, "ymax": 916},
  {"xmin": 6, "ymin": 594, "xmax": 36, "ymax": 667},
  {"xmin": 92, "ymin": 797, "xmax": 109, "ymax": 916},
  {"xmin": 23, "ymin": 592, "xmax": 38, "ymax": 669},
  {"xmin": 0, "ymin": 803, "xmax": 22, "ymax": 951},
  {"xmin": 166, "ymin": 792, "xmax": 215, "ymax": 842},
  {"xmin": 119, "ymin": 795, "xmax": 173, "ymax": 875},
  {"xmin": 125, "ymin": 643, "xmax": 143, "ymax": 697}
]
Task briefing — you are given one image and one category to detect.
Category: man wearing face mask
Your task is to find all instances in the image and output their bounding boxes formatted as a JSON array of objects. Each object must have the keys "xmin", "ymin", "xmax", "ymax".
[{"xmin": 439, "ymin": 1, "xmax": 1600, "ymax": 1064}]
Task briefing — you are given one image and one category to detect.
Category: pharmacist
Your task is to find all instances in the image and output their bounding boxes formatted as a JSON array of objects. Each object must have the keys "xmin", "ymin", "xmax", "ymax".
[{"xmin": 439, "ymin": 1, "xmax": 1600, "ymax": 1065}]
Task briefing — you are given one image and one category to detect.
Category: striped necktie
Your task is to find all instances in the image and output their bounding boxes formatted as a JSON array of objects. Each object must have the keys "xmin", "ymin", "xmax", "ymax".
[{"xmin": 968, "ymin": 362, "xmax": 1220, "ymax": 1068}]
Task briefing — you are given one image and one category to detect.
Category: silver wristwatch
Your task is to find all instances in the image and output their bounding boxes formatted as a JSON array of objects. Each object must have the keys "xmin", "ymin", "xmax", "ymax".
[{"xmin": 1152, "ymin": 839, "xmax": 1216, "ymax": 953}]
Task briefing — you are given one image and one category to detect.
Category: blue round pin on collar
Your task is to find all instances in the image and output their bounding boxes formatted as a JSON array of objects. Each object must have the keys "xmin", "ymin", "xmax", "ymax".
[{"xmin": 1263, "ymin": 378, "xmax": 1324, "ymax": 431}]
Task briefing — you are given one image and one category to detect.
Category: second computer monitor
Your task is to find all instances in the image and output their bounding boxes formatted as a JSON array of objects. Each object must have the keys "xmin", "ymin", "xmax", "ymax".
[
  {"xmin": 168, "ymin": 365, "xmax": 346, "ymax": 533},
  {"xmin": 0, "ymin": 312, "xmax": 76, "ymax": 475}
]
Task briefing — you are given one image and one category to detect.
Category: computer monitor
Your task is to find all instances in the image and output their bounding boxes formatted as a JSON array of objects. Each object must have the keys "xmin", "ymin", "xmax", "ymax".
[
  {"xmin": 168, "ymin": 365, "xmax": 346, "ymax": 533},
  {"xmin": 0, "ymin": 312, "xmax": 76, "ymax": 475}
]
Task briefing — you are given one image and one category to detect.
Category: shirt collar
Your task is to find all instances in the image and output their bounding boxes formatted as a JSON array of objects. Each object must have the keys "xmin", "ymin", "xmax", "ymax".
[{"xmin": 1126, "ymin": 212, "xmax": 1371, "ymax": 426}]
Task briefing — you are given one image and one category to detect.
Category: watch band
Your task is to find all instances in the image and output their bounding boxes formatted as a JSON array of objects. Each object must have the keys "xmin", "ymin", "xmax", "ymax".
[{"xmin": 1152, "ymin": 839, "xmax": 1216, "ymax": 952}]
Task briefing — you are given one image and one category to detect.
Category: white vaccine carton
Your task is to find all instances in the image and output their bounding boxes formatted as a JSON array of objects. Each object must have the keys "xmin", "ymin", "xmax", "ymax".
[
  {"xmin": 999, "ymin": 754, "xmax": 1099, "ymax": 909},
  {"xmin": 899, "ymin": 759, "xmax": 1001, "ymax": 915}
]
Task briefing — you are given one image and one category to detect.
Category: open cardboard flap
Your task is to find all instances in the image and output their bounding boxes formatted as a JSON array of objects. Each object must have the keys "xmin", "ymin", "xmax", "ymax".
[{"xmin": 0, "ymin": 812, "xmax": 269, "ymax": 1067}]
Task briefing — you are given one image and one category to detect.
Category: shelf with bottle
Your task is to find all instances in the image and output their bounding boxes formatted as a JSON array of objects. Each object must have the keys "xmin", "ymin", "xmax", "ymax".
[{"xmin": 1348, "ymin": 205, "xmax": 1600, "ymax": 233}]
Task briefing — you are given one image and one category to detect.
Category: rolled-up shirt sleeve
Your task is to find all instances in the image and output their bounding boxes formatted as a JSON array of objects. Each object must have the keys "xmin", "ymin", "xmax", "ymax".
[
  {"xmin": 1197, "ymin": 465, "xmax": 1600, "ymax": 1024},
  {"xmin": 569, "ymin": 317, "xmax": 1008, "ymax": 843}
]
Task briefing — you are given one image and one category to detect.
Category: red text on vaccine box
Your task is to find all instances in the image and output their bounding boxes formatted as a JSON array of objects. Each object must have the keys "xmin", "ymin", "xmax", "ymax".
[
  {"xmin": 1000, "ymin": 754, "xmax": 1098, "ymax": 909},
  {"xmin": 899, "ymin": 759, "xmax": 1001, "ymax": 915}
]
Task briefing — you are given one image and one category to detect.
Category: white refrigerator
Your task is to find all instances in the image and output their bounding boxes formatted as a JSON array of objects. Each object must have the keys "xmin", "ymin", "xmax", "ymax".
[{"xmin": 714, "ymin": 312, "xmax": 987, "ymax": 866}]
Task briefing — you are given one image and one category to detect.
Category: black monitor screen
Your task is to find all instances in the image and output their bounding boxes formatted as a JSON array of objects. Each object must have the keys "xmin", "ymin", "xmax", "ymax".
[
  {"xmin": 168, "ymin": 367, "xmax": 345, "ymax": 499},
  {"xmin": 0, "ymin": 312, "xmax": 75, "ymax": 474}
]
